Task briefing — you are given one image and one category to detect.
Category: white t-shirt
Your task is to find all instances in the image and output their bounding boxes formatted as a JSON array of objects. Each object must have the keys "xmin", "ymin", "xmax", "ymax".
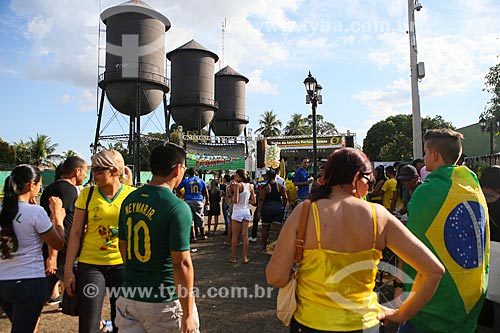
[{"xmin": 0, "ymin": 202, "xmax": 53, "ymax": 280}]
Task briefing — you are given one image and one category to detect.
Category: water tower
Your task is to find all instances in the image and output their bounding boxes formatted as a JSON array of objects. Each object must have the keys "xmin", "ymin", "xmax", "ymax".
[
  {"xmin": 94, "ymin": 0, "xmax": 171, "ymax": 183},
  {"xmin": 212, "ymin": 65, "xmax": 249, "ymax": 136},
  {"xmin": 167, "ymin": 40, "xmax": 219, "ymax": 132}
]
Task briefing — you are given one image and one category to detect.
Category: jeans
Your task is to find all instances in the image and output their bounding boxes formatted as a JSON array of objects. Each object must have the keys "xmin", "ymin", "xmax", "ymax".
[
  {"xmin": 0, "ymin": 277, "xmax": 47, "ymax": 332},
  {"xmin": 77, "ymin": 262, "xmax": 123, "ymax": 333},
  {"xmin": 251, "ymin": 208, "xmax": 259, "ymax": 238},
  {"xmin": 222, "ymin": 201, "xmax": 230, "ymax": 232}
]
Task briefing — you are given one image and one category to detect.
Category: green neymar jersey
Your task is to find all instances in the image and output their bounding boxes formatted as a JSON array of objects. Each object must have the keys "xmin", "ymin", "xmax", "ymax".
[
  {"xmin": 118, "ymin": 185, "xmax": 192, "ymax": 302},
  {"xmin": 404, "ymin": 165, "xmax": 489, "ymax": 333}
]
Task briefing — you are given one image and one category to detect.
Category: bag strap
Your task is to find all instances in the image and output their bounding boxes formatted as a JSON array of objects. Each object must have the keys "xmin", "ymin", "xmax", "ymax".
[
  {"xmin": 84, "ymin": 186, "xmax": 94, "ymax": 227},
  {"xmin": 76, "ymin": 186, "xmax": 94, "ymax": 258},
  {"xmin": 294, "ymin": 200, "xmax": 311, "ymax": 264}
]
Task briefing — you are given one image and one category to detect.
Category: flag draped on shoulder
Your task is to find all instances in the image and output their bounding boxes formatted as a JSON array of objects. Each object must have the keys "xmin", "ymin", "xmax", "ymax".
[{"xmin": 404, "ymin": 165, "xmax": 490, "ymax": 333}]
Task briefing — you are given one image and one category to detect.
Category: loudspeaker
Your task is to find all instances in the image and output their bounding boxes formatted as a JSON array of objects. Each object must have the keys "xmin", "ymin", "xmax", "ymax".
[
  {"xmin": 256, "ymin": 139, "xmax": 265, "ymax": 168},
  {"xmin": 345, "ymin": 136, "xmax": 354, "ymax": 147}
]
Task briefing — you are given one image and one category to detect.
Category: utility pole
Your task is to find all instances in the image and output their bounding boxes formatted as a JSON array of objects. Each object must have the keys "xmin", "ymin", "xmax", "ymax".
[{"xmin": 408, "ymin": 0, "xmax": 423, "ymax": 159}]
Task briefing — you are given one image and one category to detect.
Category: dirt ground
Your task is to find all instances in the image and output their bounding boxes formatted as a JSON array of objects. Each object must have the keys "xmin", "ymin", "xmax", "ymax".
[{"xmin": 0, "ymin": 220, "xmax": 494, "ymax": 333}]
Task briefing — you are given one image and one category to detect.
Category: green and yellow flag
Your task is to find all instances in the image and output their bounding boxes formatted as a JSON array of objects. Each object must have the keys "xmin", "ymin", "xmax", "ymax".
[{"xmin": 404, "ymin": 165, "xmax": 489, "ymax": 333}]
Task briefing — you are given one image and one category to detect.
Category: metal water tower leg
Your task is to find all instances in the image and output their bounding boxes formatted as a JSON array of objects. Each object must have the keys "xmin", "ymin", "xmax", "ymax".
[
  {"xmin": 163, "ymin": 95, "xmax": 170, "ymax": 141},
  {"xmin": 244, "ymin": 127, "xmax": 249, "ymax": 156},
  {"xmin": 92, "ymin": 89, "xmax": 106, "ymax": 155}
]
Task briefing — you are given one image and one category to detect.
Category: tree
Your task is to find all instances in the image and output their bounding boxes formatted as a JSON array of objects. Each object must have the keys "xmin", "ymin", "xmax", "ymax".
[
  {"xmin": 306, "ymin": 114, "xmax": 338, "ymax": 135},
  {"xmin": 482, "ymin": 60, "xmax": 500, "ymax": 119},
  {"xmin": 363, "ymin": 114, "xmax": 454, "ymax": 161},
  {"xmin": 28, "ymin": 134, "xmax": 59, "ymax": 168},
  {"xmin": 284, "ymin": 113, "xmax": 310, "ymax": 136},
  {"xmin": 62, "ymin": 150, "xmax": 78, "ymax": 158},
  {"xmin": 256, "ymin": 110, "xmax": 282, "ymax": 137},
  {"xmin": 12, "ymin": 140, "xmax": 31, "ymax": 164},
  {"xmin": 0, "ymin": 138, "xmax": 16, "ymax": 168}
]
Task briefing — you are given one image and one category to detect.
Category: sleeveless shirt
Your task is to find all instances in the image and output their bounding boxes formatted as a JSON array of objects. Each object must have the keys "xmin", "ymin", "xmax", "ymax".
[{"xmin": 294, "ymin": 202, "xmax": 382, "ymax": 331}]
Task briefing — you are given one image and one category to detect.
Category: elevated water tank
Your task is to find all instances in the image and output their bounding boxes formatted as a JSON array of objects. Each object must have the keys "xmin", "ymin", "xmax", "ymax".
[
  {"xmin": 212, "ymin": 66, "xmax": 249, "ymax": 136},
  {"xmin": 167, "ymin": 40, "xmax": 218, "ymax": 131},
  {"xmin": 98, "ymin": 0, "xmax": 170, "ymax": 116}
]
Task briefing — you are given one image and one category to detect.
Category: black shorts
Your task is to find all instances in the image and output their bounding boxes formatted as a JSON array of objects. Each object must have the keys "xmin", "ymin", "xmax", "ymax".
[{"xmin": 261, "ymin": 202, "xmax": 285, "ymax": 225}]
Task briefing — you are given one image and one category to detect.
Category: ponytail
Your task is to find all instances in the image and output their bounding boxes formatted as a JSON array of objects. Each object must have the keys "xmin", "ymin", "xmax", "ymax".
[{"xmin": 0, "ymin": 164, "xmax": 41, "ymax": 259}]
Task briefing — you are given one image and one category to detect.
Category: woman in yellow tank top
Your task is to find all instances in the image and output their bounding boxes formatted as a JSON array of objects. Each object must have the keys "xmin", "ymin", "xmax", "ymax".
[{"xmin": 267, "ymin": 148, "xmax": 444, "ymax": 332}]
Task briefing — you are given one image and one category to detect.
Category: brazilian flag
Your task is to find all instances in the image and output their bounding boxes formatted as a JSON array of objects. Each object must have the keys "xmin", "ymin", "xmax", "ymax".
[{"xmin": 404, "ymin": 165, "xmax": 489, "ymax": 333}]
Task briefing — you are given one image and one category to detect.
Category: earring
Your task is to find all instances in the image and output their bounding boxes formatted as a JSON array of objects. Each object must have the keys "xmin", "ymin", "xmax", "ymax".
[{"xmin": 352, "ymin": 189, "xmax": 357, "ymax": 194}]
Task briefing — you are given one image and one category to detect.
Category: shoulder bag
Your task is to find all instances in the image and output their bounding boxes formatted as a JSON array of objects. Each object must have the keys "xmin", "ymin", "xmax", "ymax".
[
  {"xmin": 276, "ymin": 199, "xmax": 311, "ymax": 326},
  {"xmin": 61, "ymin": 185, "xmax": 94, "ymax": 316}
]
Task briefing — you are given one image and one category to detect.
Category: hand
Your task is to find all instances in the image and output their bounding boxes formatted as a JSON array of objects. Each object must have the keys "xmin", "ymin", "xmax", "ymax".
[
  {"xmin": 377, "ymin": 304, "xmax": 404, "ymax": 325},
  {"xmin": 64, "ymin": 268, "xmax": 76, "ymax": 298},
  {"xmin": 181, "ymin": 314, "xmax": 197, "ymax": 333},
  {"xmin": 49, "ymin": 196, "xmax": 66, "ymax": 223},
  {"xmin": 45, "ymin": 256, "xmax": 57, "ymax": 275}
]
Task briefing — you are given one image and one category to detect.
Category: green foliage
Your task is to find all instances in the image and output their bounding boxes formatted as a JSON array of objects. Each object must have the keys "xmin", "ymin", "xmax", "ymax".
[
  {"xmin": 284, "ymin": 113, "xmax": 310, "ymax": 136},
  {"xmin": 363, "ymin": 114, "xmax": 454, "ymax": 161},
  {"xmin": 482, "ymin": 61, "xmax": 500, "ymax": 120},
  {"xmin": 256, "ymin": 110, "xmax": 282, "ymax": 137},
  {"xmin": 306, "ymin": 114, "xmax": 338, "ymax": 135},
  {"xmin": 0, "ymin": 138, "xmax": 16, "ymax": 168}
]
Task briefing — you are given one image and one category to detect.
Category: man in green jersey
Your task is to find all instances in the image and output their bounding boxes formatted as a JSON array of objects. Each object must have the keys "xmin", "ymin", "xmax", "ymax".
[{"xmin": 117, "ymin": 143, "xmax": 199, "ymax": 333}]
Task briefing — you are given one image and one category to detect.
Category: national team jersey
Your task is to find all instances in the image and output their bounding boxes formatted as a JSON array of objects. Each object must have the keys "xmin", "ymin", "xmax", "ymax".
[
  {"xmin": 0, "ymin": 202, "xmax": 53, "ymax": 280},
  {"xmin": 118, "ymin": 185, "xmax": 192, "ymax": 302},
  {"xmin": 178, "ymin": 176, "xmax": 207, "ymax": 201},
  {"xmin": 75, "ymin": 184, "xmax": 135, "ymax": 266}
]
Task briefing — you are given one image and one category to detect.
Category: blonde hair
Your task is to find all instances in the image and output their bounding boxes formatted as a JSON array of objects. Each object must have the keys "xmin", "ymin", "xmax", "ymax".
[{"xmin": 92, "ymin": 149, "xmax": 131, "ymax": 185}]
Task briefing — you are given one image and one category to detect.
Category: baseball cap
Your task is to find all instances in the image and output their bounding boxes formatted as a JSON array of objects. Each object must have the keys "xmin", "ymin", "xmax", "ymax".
[{"xmin": 397, "ymin": 165, "xmax": 419, "ymax": 181}]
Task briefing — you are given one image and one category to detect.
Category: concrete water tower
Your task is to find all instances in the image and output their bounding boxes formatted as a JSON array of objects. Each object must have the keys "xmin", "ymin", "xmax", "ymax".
[
  {"xmin": 94, "ymin": 0, "xmax": 171, "ymax": 183},
  {"xmin": 212, "ymin": 65, "xmax": 249, "ymax": 136},
  {"xmin": 167, "ymin": 40, "xmax": 219, "ymax": 132}
]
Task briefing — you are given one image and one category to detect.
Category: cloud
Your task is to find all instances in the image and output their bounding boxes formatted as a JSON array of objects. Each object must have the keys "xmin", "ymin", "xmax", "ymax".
[
  {"xmin": 58, "ymin": 93, "xmax": 72, "ymax": 104},
  {"xmin": 78, "ymin": 88, "xmax": 96, "ymax": 112},
  {"xmin": 247, "ymin": 69, "xmax": 279, "ymax": 95}
]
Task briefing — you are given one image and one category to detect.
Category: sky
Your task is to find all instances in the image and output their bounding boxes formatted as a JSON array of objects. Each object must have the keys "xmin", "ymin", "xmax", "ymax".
[{"xmin": 0, "ymin": 0, "xmax": 499, "ymax": 163}]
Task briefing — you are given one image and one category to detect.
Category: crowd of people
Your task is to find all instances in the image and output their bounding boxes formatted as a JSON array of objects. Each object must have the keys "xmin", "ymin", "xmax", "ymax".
[{"xmin": 0, "ymin": 127, "xmax": 498, "ymax": 332}]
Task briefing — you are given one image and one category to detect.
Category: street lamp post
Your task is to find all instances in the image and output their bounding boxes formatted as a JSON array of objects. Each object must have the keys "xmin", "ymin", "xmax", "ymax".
[
  {"xmin": 304, "ymin": 71, "xmax": 323, "ymax": 180},
  {"xmin": 479, "ymin": 116, "xmax": 499, "ymax": 155},
  {"xmin": 408, "ymin": 0, "xmax": 425, "ymax": 159}
]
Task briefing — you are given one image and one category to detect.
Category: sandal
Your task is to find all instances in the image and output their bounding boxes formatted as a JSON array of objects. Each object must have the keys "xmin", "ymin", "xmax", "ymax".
[
  {"xmin": 242, "ymin": 258, "xmax": 250, "ymax": 264},
  {"xmin": 228, "ymin": 258, "xmax": 237, "ymax": 264}
]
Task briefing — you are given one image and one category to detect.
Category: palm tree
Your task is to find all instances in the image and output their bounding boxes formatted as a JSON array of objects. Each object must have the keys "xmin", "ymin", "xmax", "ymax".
[
  {"xmin": 28, "ymin": 133, "xmax": 59, "ymax": 168},
  {"xmin": 256, "ymin": 110, "xmax": 282, "ymax": 137},
  {"xmin": 62, "ymin": 150, "xmax": 78, "ymax": 158},
  {"xmin": 284, "ymin": 113, "xmax": 311, "ymax": 136},
  {"xmin": 12, "ymin": 140, "xmax": 31, "ymax": 164}
]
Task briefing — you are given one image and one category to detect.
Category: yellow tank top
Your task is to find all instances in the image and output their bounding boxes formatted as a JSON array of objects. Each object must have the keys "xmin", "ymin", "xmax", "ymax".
[{"xmin": 294, "ymin": 202, "xmax": 382, "ymax": 331}]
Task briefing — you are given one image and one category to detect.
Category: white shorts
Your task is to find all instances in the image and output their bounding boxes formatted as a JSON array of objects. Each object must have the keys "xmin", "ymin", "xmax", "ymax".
[
  {"xmin": 231, "ymin": 208, "xmax": 252, "ymax": 222},
  {"xmin": 116, "ymin": 297, "xmax": 200, "ymax": 333}
]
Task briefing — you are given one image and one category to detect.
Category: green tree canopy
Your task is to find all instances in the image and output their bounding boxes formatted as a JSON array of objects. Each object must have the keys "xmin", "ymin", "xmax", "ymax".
[
  {"xmin": 482, "ymin": 60, "xmax": 500, "ymax": 119},
  {"xmin": 363, "ymin": 114, "xmax": 454, "ymax": 161},
  {"xmin": 284, "ymin": 113, "xmax": 310, "ymax": 136},
  {"xmin": 0, "ymin": 138, "xmax": 16, "ymax": 168},
  {"xmin": 256, "ymin": 110, "xmax": 282, "ymax": 137},
  {"xmin": 306, "ymin": 114, "xmax": 338, "ymax": 135},
  {"xmin": 28, "ymin": 134, "xmax": 59, "ymax": 167}
]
